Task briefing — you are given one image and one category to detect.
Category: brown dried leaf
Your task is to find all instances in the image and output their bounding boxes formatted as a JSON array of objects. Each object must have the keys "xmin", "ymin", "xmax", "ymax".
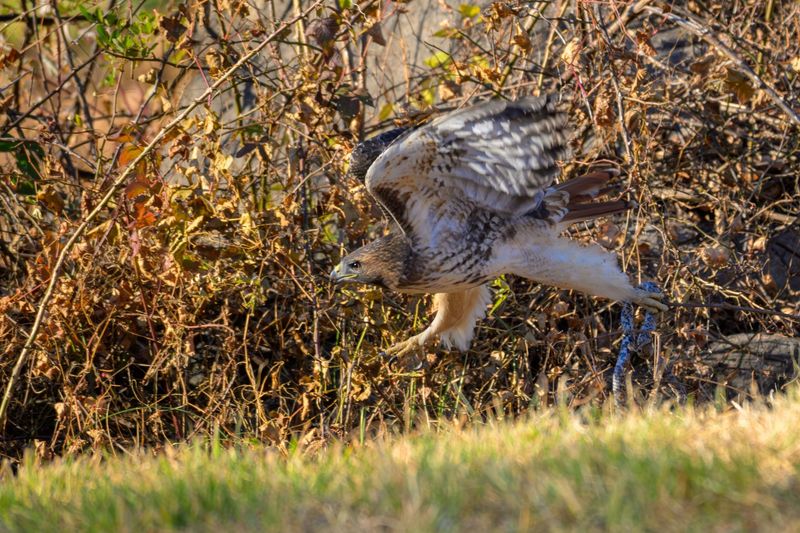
[
  {"xmin": 205, "ymin": 49, "xmax": 226, "ymax": 78},
  {"xmin": 679, "ymin": 324, "xmax": 708, "ymax": 348},
  {"xmin": 700, "ymin": 246, "xmax": 731, "ymax": 269},
  {"xmin": 593, "ymin": 92, "xmax": 615, "ymax": 129},
  {"xmin": 306, "ymin": 17, "xmax": 339, "ymax": 49},
  {"xmin": 597, "ymin": 222, "xmax": 621, "ymax": 249},
  {"xmin": 513, "ymin": 33, "xmax": 531, "ymax": 53},
  {"xmin": 725, "ymin": 68, "xmax": 754, "ymax": 103},
  {"xmin": 119, "ymin": 144, "xmax": 143, "ymax": 167},
  {"xmin": 690, "ymin": 56, "xmax": 715, "ymax": 75},
  {"xmin": 134, "ymin": 204, "xmax": 157, "ymax": 228},
  {"xmin": 0, "ymin": 48, "xmax": 20, "ymax": 69},
  {"xmin": 365, "ymin": 22, "xmax": 386, "ymax": 46},
  {"xmin": 36, "ymin": 185, "xmax": 64, "ymax": 214},
  {"xmin": 635, "ymin": 31, "xmax": 657, "ymax": 56},
  {"xmin": 159, "ymin": 13, "xmax": 187, "ymax": 43},
  {"xmin": 125, "ymin": 179, "xmax": 150, "ymax": 202},
  {"xmin": 489, "ymin": 2, "xmax": 514, "ymax": 19}
]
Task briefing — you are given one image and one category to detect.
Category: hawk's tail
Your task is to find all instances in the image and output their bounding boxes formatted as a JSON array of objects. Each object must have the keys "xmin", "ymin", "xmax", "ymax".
[{"xmin": 552, "ymin": 168, "xmax": 636, "ymax": 223}]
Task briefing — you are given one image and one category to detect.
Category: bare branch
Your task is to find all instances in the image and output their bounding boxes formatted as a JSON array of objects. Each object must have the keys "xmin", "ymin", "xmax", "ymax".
[
  {"xmin": 0, "ymin": 0, "xmax": 325, "ymax": 430},
  {"xmin": 643, "ymin": 6, "xmax": 800, "ymax": 128}
]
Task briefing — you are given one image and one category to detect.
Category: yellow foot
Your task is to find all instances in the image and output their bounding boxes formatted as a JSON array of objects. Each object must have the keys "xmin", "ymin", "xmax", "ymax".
[
  {"xmin": 382, "ymin": 332, "xmax": 428, "ymax": 358},
  {"xmin": 633, "ymin": 288, "xmax": 668, "ymax": 313}
]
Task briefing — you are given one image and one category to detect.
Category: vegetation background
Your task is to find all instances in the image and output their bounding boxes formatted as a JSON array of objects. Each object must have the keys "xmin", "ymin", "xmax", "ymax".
[{"xmin": 0, "ymin": 0, "xmax": 798, "ymax": 464}]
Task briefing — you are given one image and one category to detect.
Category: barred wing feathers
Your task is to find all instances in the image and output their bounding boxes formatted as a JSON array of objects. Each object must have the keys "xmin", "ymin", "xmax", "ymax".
[
  {"xmin": 364, "ymin": 96, "xmax": 569, "ymax": 243},
  {"xmin": 347, "ymin": 126, "xmax": 410, "ymax": 181}
]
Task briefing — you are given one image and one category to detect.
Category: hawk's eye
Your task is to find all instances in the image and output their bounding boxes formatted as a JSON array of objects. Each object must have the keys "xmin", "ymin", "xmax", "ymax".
[{"xmin": 348, "ymin": 260, "xmax": 361, "ymax": 270}]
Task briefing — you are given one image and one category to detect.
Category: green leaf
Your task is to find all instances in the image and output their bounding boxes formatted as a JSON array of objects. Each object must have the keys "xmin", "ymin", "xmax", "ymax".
[
  {"xmin": 0, "ymin": 139, "xmax": 44, "ymax": 157},
  {"xmin": 0, "ymin": 140, "xmax": 19, "ymax": 152},
  {"xmin": 378, "ymin": 103, "xmax": 394, "ymax": 121},
  {"xmin": 424, "ymin": 51, "xmax": 452, "ymax": 69},
  {"xmin": 12, "ymin": 177, "xmax": 36, "ymax": 196},
  {"xmin": 15, "ymin": 143, "xmax": 43, "ymax": 182},
  {"xmin": 27, "ymin": 141, "xmax": 44, "ymax": 159},
  {"xmin": 469, "ymin": 54, "xmax": 490, "ymax": 69},
  {"xmin": 433, "ymin": 27, "xmax": 462, "ymax": 39},
  {"xmin": 338, "ymin": 0, "xmax": 352, "ymax": 9},
  {"xmin": 103, "ymin": 70, "xmax": 117, "ymax": 87},
  {"xmin": 458, "ymin": 4, "xmax": 480, "ymax": 18},
  {"xmin": 78, "ymin": 4, "xmax": 94, "ymax": 21},
  {"xmin": 97, "ymin": 25, "xmax": 109, "ymax": 46},
  {"xmin": 8, "ymin": 140, "xmax": 41, "ymax": 196}
]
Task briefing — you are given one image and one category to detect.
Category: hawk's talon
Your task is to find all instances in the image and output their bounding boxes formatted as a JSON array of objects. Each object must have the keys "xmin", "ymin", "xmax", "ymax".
[
  {"xmin": 383, "ymin": 335, "xmax": 424, "ymax": 358},
  {"xmin": 632, "ymin": 288, "xmax": 668, "ymax": 313},
  {"xmin": 382, "ymin": 353, "xmax": 399, "ymax": 371},
  {"xmin": 382, "ymin": 334, "xmax": 430, "ymax": 371}
]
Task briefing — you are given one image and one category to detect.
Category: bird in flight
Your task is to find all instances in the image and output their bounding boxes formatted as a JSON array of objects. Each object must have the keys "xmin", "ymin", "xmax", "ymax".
[{"xmin": 331, "ymin": 96, "xmax": 666, "ymax": 357}]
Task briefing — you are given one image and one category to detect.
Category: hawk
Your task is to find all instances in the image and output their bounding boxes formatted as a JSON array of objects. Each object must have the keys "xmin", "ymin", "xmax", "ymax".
[{"xmin": 331, "ymin": 96, "xmax": 666, "ymax": 357}]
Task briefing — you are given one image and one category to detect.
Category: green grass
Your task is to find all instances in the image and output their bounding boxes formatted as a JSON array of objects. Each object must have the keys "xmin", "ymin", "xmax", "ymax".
[{"xmin": 3, "ymin": 393, "xmax": 800, "ymax": 532}]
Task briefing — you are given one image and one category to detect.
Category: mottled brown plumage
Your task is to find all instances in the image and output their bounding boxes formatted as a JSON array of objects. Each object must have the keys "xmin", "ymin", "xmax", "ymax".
[
  {"xmin": 332, "ymin": 234, "xmax": 411, "ymax": 290},
  {"xmin": 332, "ymin": 96, "xmax": 666, "ymax": 356}
]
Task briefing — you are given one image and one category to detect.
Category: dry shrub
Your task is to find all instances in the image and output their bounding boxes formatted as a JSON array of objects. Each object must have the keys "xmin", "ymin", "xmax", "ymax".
[{"xmin": 0, "ymin": 0, "xmax": 798, "ymax": 459}]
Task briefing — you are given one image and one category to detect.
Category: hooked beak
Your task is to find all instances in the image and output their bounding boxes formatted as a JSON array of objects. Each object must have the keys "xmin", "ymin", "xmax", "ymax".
[{"xmin": 330, "ymin": 264, "xmax": 357, "ymax": 284}]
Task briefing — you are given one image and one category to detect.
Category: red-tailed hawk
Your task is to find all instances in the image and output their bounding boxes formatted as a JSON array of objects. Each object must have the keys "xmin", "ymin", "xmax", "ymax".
[{"xmin": 331, "ymin": 96, "xmax": 666, "ymax": 356}]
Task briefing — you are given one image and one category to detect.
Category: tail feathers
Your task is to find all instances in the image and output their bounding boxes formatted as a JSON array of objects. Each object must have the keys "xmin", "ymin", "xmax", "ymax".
[
  {"xmin": 538, "ymin": 167, "xmax": 631, "ymax": 225},
  {"xmin": 561, "ymin": 199, "xmax": 635, "ymax": 223},
  {"xmin": 554, "ymin": 168, "xmax": 620, "ymax": 202},
  {"xmin": 554, "ymin": 167, "xmax": 632, "ymax": 223}
]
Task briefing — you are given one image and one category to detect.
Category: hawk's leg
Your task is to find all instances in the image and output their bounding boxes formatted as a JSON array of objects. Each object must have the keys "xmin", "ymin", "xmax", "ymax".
[
  {"xmin": 382, "ymin": 285, "xmax": 492, "ymax": 357},
  {"xmin": 510, "ymin": 238, "xmax": 668, "ymax": 311}
]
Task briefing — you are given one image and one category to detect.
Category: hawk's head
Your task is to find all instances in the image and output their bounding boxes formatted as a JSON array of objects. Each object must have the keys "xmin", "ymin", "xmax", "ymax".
[{"xmin": 330, "ymin": 234, "xmax": 411, "ymax": 290}]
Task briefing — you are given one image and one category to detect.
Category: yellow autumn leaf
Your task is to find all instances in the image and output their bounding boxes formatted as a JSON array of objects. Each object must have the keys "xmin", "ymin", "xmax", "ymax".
[
  {"xmin": 204, "ymin": 112, "xmax": 219, "ymax": 134},
  {"xmin": 213, "ymin": 152, "xmax": 233, "ymax": 172},
  {"xmin": 561, "ymin": 38, "xmax": 581, "ymax": 67},
  {"xmin": 378, "ymin": 103, "xmax": 394, "ymax": 121}
]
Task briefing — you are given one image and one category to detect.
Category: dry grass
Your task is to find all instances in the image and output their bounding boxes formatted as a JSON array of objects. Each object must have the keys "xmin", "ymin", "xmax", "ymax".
[
  {"xmin": 0, "ymin": 0, "xmax": 798, "ymax": 460},
  {"xmin": 3, "ymin": 389, "xmax": 800, "ymax": 531}
]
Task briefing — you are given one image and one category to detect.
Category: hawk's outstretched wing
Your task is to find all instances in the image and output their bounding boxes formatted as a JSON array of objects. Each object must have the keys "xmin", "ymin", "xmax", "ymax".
[
  {"xmin": 348, "ymin": 126, "xmax": 410, "ymax": 181},
  {"xmin": 364, "ymin": 96, "xmax": 569, "ymax": 245}
]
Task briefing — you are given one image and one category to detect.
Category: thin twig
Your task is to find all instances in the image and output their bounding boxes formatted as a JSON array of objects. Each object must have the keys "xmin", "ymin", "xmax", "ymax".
[
  {"xmin": 535, "ymin": 0, "xmax": 570, "ymax": 93},
  {"xmin": 606, "ymin": 0, "xmax": 654, "ymax": 37},
  {"xmin": 591, "ymin": 3, "xmax": 633, "ymax": 163},
  {"xmin": 643, "ymin": 6, "xmax": 800, "ymax": 128},
  {"xmin": 669, "ymin": 301, "xmax": 800, "ymax": 322},
  {"xmin": 0, "ymin": 50, "xmax": 102, "ymax": 136},
  {"xmin": 0, "ymin": 0, "xmax": 324, "ymax": 430}
]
